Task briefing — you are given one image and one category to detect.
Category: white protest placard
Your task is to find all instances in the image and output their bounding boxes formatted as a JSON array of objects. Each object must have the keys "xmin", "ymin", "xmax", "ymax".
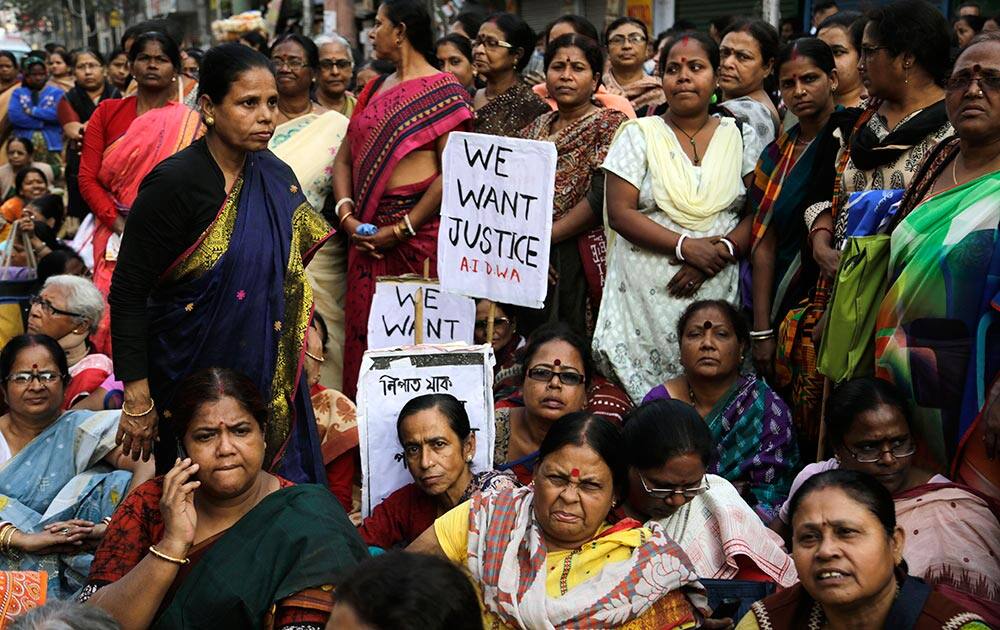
[
  {"xmin": 366, "ymin": 276, "xmax": 476, "ymax": 351},
  {"xmin": 357, "ymin": 345, "xmax": 495, "ymax": 517},
  {"xmin": 439, "ymin": 132, "xmax": 556, "ymax": 308}
]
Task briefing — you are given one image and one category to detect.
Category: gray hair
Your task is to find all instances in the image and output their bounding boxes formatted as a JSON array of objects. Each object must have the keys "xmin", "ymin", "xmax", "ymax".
[
  {"xmin": 317, "ymin": 33, "xmax": 354, "ymax": 65},
  {"xmin": 10, "ymin": 601, "xmax": 121, "ymax": 630},
  {"xmin": 43, "ymin": 274, "xmax": 105, "ymax": 334}
]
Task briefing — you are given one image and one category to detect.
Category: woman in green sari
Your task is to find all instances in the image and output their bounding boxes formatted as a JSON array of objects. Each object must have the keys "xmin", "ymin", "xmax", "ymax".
[
  {"xmin": 874, "ymin": 34, "xmax": 1000, "ymax": 498},
  {"xmin": 83, "ymin": 368, "xmax": 367, "ymax": 630}
]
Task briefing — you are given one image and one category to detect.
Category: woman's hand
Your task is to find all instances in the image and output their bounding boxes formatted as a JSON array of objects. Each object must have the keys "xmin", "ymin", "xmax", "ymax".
[
  {"xmin": 679, "ymin": 236, "xmax": 732, "ymax": 275},
  {"xmin": 667, "ymin": 264, "xmax": 707, "ymax": 297},
  {"xmin": 811, "ymin": 233, "xmax": 841, "ymax": 278},
  {"xmin": 13, "ymin": 520, "xmax": 94, "ymax": 554},
  {"xmin": 351, "ymin": 226, "xmax": 400, "ymax": 260},
  {"xmin": 118, "ymin": 382, "xmax": 159, "ymax": 462},
  {"xmin": 753, "ymin": 337, "xmax": 777, "ymax": 381},
  {"xmin": 158, "ymin": 458, "xmax": 200, "ymax": 557},
  {"xmin": 548, "ymin": 264, "xmax": 559, "ymax": 286}
]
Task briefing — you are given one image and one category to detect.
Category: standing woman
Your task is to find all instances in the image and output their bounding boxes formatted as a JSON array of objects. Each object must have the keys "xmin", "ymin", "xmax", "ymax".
[
  {"xmin": 8, "ymin": 57, "xmax": 63, "ymax": 178},
  {"xmin": 334, "ymin": 0, "xmax": 474, "ymax": 398},
  {"xmin": 471, "ymin": 12, "xmax": 550, "ymax": 135},
  {"xmin": 269, "ymin": 33, "xmax": 351, "ymax": 391},
  {"xmin": 315, "ymin": 35, "xmax": 357, "ymax": 116},
  {"xmin": 78, "ymin": 31, "xmax": 203, "ymax": 356},
  {"xmin": 106, "ymin": 48, "xmax": 130, "ymax": 93},
  {"xmin": 749, "ymin": 39, "xmax": 843, "ymax": 395},
  {"xmin": 436, "ymin": 33, "xmax": 478, "ymax": 96},
  {"xmin": 109, "ymin": 43, "xmax": 333, "ymax": 484},
  {"xmin": 57, "ymin": 49, "xmax": 121, "ymax": 226},
  {"xmin": 517, "ymin": 34, "xmax": 627, "ymax": 337},
  {"xmin": 718, "ymin": 18, "xmax": 782, "ymax": 144},
  {"xmin": 602, "ymin": 17, "xmax": 665, "ymax": 111},
  {"xmin": 0, "ymin": 51, "xmax": 20, "ymax": 163},
  {"xmin": 46, "ymin": 50, "xmax": 74, "ymax": 92},
  {"xmin": 594, "ymin": 32, "xmax": 762, "ymax": 402},
  {"xmin": 817, "ymin": 12, "xmax": 868, "ymax": 108}
]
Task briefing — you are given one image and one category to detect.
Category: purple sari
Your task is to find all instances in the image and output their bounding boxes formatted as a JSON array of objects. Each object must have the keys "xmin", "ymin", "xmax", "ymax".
[{"xmin": 147, "ymin": 150, "xmax": 332, "ymax": 483}]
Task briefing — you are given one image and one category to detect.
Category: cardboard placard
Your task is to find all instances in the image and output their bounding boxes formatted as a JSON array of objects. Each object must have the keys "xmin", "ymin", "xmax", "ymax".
[{"xmin": 366, "ymin": 277, "xmax": 476, "ymax": 350}]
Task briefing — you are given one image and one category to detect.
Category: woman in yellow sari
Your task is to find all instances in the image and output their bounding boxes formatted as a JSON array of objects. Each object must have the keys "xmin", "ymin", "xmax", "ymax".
[
  {"xmin": 269, "ymin": 33, "xmax": 350, "ymax": 391},
  {"xmin": 410, "ymin": 413, "xmax": 709, "ymax": 629}
]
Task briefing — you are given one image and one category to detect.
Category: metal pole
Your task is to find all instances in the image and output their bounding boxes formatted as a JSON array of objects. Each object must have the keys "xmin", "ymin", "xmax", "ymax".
[{"xmin": 302, "ymin": 0, "xmax": 312, "ymax": 35}]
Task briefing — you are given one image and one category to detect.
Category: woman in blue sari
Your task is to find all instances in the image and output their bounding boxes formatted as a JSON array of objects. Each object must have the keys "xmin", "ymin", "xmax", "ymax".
[
  {"xmin": 0, "ymin": 334, "xmax": 153, "ymax": 598},
  {"xmin": 109, "ymin": 44, "xmax": 332, "ymax": 483}
]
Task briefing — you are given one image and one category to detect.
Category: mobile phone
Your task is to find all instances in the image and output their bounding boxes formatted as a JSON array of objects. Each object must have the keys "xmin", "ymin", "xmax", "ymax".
[{"xmin": 711, "ymin": 598, "xmax": 741, "ymax": 620}]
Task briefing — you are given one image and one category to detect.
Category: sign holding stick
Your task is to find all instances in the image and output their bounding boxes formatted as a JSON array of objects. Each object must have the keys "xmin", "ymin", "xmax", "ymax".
[
  {"xmin": 367, "ymin": 276, "xmax": 476, "ymax": 350},
  {"xmin": 439, "ymin": 132, "xmax": 556, "ymax": 308},
  {"xmin": 357, "ymin": 345, "xmax": 495, "ymax": 516}
]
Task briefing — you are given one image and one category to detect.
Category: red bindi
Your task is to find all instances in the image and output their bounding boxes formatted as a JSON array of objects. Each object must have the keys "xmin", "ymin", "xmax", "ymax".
[
  {"xmin": 31, "ymin": 364, "xmax": 37, "ymax": 370},
  {"xmin": 553, "ymin": 359, "xmax": 562, "ymax": 367},
  {"xmin": 680, "ymin": 56, "xmax": 687, "ymax": 63},
  {"xmin": 570, "ymin": 468, "xmax": 580, "ymax": 479},
  {"xmin": 702, "ymin": 320, "xmax": 714, "ymax": 330}
]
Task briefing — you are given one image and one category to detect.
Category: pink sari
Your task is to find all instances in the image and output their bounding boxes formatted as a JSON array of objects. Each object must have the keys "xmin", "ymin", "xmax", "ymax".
[
  {"xmin": 341, "ymin": 73, "xmax": 473, "ymax": 398},
  {"xmin": 91, "ymin": 103, "xmax": 204, "ymax": 354}
]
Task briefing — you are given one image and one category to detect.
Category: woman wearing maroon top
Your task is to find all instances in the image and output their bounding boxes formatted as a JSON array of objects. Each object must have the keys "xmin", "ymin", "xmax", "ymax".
[{"xmin": 359, "ymin": 393, "xmax": 515, "ymax": 549}]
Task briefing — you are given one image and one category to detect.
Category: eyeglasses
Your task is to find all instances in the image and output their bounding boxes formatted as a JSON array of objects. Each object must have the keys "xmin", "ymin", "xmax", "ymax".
[
  {"xmin": 844, "ymin": 439, "xmax": 916, "ymax": 463},
  {"xmin": 473, "ymin": 35, "xmax": 513, "ymax": 50},
  {"xmin": 608, "ymin": 33, "xmax": 647, "ymax": 47},
  {"xmin": 638, "ymin": 473, "xmax": 710, "ymax": 500},
  {"xmin": 946, "ymin": 69, "xmax": 1000, "ymax": 92},
  {"xmin": 526, "ymin": 366, "xmax": 585, "ymax": 387},
  {"xmin": 30, "ymin": 295, "xmax": 84, "ymax": 319},
  {"xmin": 6, "ymin": 370, "xmax": 62, "ymax": 385},
  {"xmin": 474, "ymin": 317, "xmax": 510, "ymax": 330},
  {"xmin": 271, "ymin": 57, "xmax": 307, "ymax": 71},
  {"xmin": 319, "ymin": 59, "xmax": 353, "ymax": 71},
  {"xmin": 860, "ymin": 45, "xmax": 890, "ymax": 60}
]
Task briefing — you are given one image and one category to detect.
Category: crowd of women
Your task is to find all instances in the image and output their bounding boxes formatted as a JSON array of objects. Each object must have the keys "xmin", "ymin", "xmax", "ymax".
[{"xmin": 0, "ymin": 0, "xmax": 995, "ymax": 627}]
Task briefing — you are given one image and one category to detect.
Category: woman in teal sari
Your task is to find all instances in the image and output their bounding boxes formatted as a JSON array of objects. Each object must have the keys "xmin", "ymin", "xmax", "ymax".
[
  {"xmin": 0, "ymin": 334, "xmax": 153, "ymax": 598},
  {"xmin": 875, "ymin": 34, "xmax": 1000, "ymax": 498},
  {"xmin": 83, "ymin": 368, "xmax": 367, "ymax": 629}
]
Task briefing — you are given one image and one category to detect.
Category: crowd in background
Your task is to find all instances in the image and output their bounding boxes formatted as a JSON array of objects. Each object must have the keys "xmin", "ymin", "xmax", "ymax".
[{"xmin": 0, "ymin": 0, "xmax": 996, "ymax": 628}]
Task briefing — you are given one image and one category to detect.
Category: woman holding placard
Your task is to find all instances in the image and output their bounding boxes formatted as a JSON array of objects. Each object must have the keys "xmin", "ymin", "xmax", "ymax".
[
  {"xmin": 594, "ymin": 32, "xmax": 763, "ymax": 403},
  {"xmin": 334, "ymin": 0, "xmax": 474, "ymax": 399},
  {"xmin": 359, "ymin": 393, "xmax": 515, "ymax": 550},
  {"xmin": 517, "ymin": 34, "xmax": 627, "ymax": 338}
]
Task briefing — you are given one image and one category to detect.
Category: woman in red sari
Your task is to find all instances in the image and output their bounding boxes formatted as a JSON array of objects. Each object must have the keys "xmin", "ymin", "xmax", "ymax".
[
  {"xmin": 78, "ymin": 31, "xmax": 203, "ymax": 356},
  {"xmin": 333, "ymin": 0, "xmax": 474, "ymax": 399}
]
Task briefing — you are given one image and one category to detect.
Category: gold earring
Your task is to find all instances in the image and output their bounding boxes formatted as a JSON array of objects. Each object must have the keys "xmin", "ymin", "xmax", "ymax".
[{"xmin": 204, "ymin": 116, "xmax": 214, "ymax": 126}]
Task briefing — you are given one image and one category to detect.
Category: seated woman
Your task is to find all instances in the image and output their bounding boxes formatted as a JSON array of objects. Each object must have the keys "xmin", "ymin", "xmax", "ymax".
[
  {"xmin": 0, "ymin": 166, "xmax": 49, "ymax": 237},
  {"xmin": 494, "ymin": 323, "xmax": 632, "ymax": 483},
  {"xmin": 0, "ymin": 334, "xmax": 152, "ymax": 598},
  {"xmin": 328, "ymin": 551, "xmax": 483, "ymax": 630},
  {"xmin": 0, "ymin": 137, "xmax": 53, "ymax": 201},
  {"xmin": 410, "ymin": 412, "xmax": 709, "ymax": 629},
  {"xmin": 739, "ymin": 470, "xmax": 990, "ymax": 629},
  {"xmin": 771, "ymin": 377, "xmax": 1000, "ymax": 623},
  {"xmin": 360, "ymin": 394, "xmax": 515, "ymax": 550},
  {"xmin": 27, "ymin": 275, "xmax": 113, "ymax": 409},
  {"xmin": 643, "ymin": 300, "xmax": 799, "ymax": 521},
  {"xmin": 472, "ymin": 298, "xmax": 525, "ymax": 401},
  {"xmin": 622, "ymin": 399, "xmax": 796, "ymax": 587},
  {"xmin": 83, "ymin": 367, "xmax": 368, "ymax": 630}
]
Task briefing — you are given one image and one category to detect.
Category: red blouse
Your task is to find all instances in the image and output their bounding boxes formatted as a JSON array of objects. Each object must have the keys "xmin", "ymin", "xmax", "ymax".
[
  {"xmin": 357, "ymin": 482, "xmax": 438, "ymax": 549},
  {"xmin": 77, "ymin": 96, "xmax": 137, "ymax": 230}
]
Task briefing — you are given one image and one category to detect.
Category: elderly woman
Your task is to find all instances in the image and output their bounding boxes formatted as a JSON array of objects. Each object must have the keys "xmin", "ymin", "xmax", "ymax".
[
  {"xmin": 471, "ymin": 12, "xmax": 550, "ymax": 135},
  {"xmin": 269, "ymin": 34, "xmax": 350, "ymax": 391},
  {"xmin": 410, "ymin": 412, "xmax": 709, "ymax": 629},
  {"xmin": 83, "ymin": 368, "xmax": 368, "ymax": 630},
  {"xmin": 817, "ymin": 11, "xmax": 867, "ymax": 108},
  {"xmin": 602, "ymin": 17, "xmax": 665, "ymax": 111},
  {"xmin": 26, "ymin": 275, "xmax": 113, "ymax": 409},
  {"xmin": 623, "ymin": 399, "xmax": 797, "ymax": 588},
  {"xmin": 771, "ymin": 378, "xmax": 1000, "ymax": 622},
  {"xmin": 517, "ymin": 34, "xmax": 627, "ymax": 338},
  {"xmin": 594, "ymin": 32, "xmax": 763, "ymax": 403},
  {"xmin": 718, "ymin": 19, "xmax": 782, "ymax": 143},
  {"xmin": 359, "ymin": 394, "xmax": 515, "ymax": 549},
  {"xmin": 0, "ymin": 334, "xmax": 153, "ymax": 598},
  {"xmin": 873, "ymin": 33, "xmax": 1000, "ymax": 505},
  {"xmin": 740, "ymin": 470, "xmax": 989, "ymax": 629},
  {"xmin": 495, "ymin": 323, "xmax": 632, "ymax": 484},
  {"xmin": 315, "ymin": 35, "xmax": 357, "ymax": 116},
  {"xmin": 643, "ymin": 300, "xmax": 798, "ymax": 521}
]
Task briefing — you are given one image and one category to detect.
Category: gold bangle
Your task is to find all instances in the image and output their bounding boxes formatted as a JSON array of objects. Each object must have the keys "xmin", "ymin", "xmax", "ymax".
[
  {"xmin": 149, "ymin": 545, "xmax": 190, "ymax": 565},
  {"xmin": 2, "ymin": 524, "xmax": 18, "ymax": 555},
  {"xmin": 339, "ymin": 211, "xmax": 354, "ymax": 224},
  {"xmin": 393, "ymin": 223, "xmax": 405, "ymax": 241},
  {"xmin": 122, "ymin": 398, "xmax": 155, "ymax": 418}
]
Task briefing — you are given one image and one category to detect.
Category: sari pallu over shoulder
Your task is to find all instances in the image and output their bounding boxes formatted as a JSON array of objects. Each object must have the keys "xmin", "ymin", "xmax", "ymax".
[
  {"xmin": 153, "ymin": 484, "xmax": 369, "ymax": 630},
  {"xmin": 149, "ymin": 150, "xmax": 332, "ymax": 484},
  {"xmin": 348, "ymin": 72, "xmax": 473, "ymax": 222}
]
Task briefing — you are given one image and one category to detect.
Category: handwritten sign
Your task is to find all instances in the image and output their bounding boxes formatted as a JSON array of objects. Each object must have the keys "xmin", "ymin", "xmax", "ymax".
[
  {"xmin": 357, "ymin": 345, "xmax": 496, "ymax": 517},
  {"xmin": 439, "ymin": 132, "xmax": 556, "ymax": 308},
  {"xmin": 366, "ymin": 277, "xmax": 476, "ymax": 350}
]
